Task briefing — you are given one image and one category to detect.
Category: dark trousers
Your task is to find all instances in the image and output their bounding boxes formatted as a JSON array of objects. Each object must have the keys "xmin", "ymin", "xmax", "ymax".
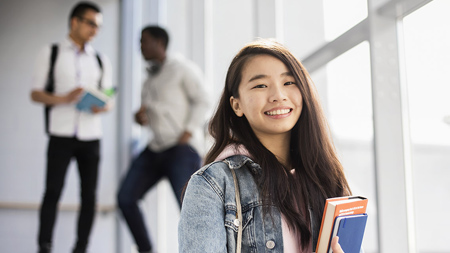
[
  {"xmin": 117, "ymin": 144, "xmax": 201, "ymax": 252},
  {"xmin": 38, "ymin": 136, "xmax": 100, "ymax": 251}
]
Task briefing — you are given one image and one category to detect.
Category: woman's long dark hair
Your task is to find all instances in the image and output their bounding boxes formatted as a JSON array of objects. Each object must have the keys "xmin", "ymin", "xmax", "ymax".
[{"xmin": 204, "ymin": 39, "xmax": 351, "ymax": 249}]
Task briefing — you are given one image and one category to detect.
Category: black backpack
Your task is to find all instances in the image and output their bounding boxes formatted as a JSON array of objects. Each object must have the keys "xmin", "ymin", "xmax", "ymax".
[{"xmin": 44, "ymin": 44, "xmax": 103, "ymax": 134}]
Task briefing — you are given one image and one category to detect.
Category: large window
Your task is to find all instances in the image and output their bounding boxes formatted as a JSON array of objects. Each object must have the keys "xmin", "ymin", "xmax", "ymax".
[
  {"xmin": 322, "ymin": 0, "xmax": 367, "ymax": 41},
  {"xmin": 403, "ymin": 0, "xmax": 450, "ymax": 252},
  {"xmin": 311, "ymin": 41, "xmax": 378, "ymax": 253},
  {"xmin": 326, "ymin": 41, "xmax": 373, "ymax": 142}
]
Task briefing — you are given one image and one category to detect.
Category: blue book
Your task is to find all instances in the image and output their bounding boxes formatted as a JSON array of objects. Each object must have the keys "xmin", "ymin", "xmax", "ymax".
[
  {"xmin": 327, "ymin": 213, "xmax": 368, "ymax": 253},
  {"xmin": 76, "ymin": 88, "xmax": 109, "ymax": 113}
]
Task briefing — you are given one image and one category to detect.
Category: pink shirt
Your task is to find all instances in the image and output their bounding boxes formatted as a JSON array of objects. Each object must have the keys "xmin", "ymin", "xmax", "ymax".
[{"xmin": 282, "ymin": 214, "xmax": 313, "ymax": 253}]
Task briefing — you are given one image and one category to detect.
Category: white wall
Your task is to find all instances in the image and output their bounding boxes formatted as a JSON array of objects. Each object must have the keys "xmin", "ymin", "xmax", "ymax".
[{"xmin": 0, "ymin": 0, "xmax": 120, "ymax": 252}]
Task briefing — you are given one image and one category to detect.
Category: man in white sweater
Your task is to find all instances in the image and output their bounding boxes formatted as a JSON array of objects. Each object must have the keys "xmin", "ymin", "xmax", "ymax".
[{"xmin": 117, "ymin": 26, "xmax": 210, "ymax": 253}]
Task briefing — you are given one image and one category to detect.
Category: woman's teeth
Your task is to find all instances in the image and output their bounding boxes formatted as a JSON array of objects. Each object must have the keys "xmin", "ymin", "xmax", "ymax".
[{"xmin": 265, "ymin": 109, "xmax": 290, "ymax": 115}]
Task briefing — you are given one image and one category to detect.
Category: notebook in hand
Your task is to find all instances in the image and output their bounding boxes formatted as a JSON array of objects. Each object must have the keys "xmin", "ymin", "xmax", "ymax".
[
  {"xmin": 327, "ymin": 213, "xmax": 368, "ymax": 253},
  {"xmin": 76, "ymin": 88, "xmax": 109, "ymax": 113}
]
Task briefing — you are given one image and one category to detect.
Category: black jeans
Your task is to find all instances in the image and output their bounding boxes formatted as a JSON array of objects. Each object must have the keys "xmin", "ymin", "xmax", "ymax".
[
  {"xmin": 117, "ymin": 145, "xmax": 201, "ymax": 252},
  {"xmin": 38, "ymin": 136, "xmax": 100, "ymax": 250}
]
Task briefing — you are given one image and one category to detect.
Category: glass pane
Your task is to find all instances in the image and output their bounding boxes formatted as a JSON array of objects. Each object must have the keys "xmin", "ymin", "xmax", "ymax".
[
  {"xmin": 322, "ymin": 0, "xmax": 367, "ymax": 41},
  {"xmin": 311, "ymin": 41, "xmax": 378, "ymax": 253},
  {"xmin": 327, "ymin": 41, "xmax": 373, "ymax": 141},
  {"xmin": 403, "ymin": 0, "xmax": 450, "ymax": 252}
]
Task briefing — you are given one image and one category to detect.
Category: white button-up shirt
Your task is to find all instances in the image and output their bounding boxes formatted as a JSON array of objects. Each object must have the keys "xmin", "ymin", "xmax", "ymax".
[{"xmin": 32, "ymin": 37, "xmax": 112, "ymax": 140}]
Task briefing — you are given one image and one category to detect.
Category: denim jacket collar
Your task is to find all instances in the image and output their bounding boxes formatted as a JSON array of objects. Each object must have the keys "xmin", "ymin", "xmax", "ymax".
[{"xmin": 222, "ymin": 155, "xmax": 262, "ymax": 175}]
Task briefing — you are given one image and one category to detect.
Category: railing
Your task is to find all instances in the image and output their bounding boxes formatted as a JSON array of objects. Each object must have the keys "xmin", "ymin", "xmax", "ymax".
[{"xmin": 0, "ymin": 202, "xmax": 116, "ymax": 213}]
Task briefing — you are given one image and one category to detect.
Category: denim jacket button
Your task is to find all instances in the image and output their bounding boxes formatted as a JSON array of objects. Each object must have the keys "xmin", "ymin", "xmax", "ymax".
[
  {"xmin": 234, "ymin": 219, "xmax": 240, "ymax": 227},
  {"xmin": 266, "ymin": 240, "xmax": 275, "ymax": 249}
]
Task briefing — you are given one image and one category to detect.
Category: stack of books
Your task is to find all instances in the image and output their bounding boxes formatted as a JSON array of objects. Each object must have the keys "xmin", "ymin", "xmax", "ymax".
[{"xmin": 315, "ymin": 196, "xmax": 368, "ymax": 253}]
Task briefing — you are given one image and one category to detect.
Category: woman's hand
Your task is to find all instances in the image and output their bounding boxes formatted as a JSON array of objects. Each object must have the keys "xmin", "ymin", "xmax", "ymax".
[{"xmin": 330, "ymin": 236, "xmax": 344, "ymax": 253}]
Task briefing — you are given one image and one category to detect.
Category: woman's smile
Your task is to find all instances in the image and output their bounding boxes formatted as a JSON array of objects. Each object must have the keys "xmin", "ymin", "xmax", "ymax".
[{"xmin": 264, "ymin": 107, "xmax": 293, "ymax": 118}]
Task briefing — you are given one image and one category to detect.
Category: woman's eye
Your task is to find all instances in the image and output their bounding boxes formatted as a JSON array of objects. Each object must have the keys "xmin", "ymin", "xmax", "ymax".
[
  {"xmin": 284, "ymin": 81, "xmax": 296, "ymax": 86},
  {"xmin": 253, "ymin": 84, "xmax": 267, "ymax": 89}
]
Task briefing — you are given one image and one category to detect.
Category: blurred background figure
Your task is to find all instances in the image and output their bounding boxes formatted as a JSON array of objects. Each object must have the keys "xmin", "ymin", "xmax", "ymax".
[
  {"xmin": 117, "ymin": 26, "xmax": 210, "ymax": 253},
  {"xmin": 29, "ymin": 2, "xmax": 113, "ymax": 253}
]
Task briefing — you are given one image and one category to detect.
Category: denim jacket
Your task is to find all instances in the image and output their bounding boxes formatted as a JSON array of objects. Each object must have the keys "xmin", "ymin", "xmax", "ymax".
[
  {"xmin": 179, "ymin": 155, "xmax": 294, "ymax": 253},
  {"xmin": 179, "ymin": 154, "xmax": 365, "ymax": 253}
]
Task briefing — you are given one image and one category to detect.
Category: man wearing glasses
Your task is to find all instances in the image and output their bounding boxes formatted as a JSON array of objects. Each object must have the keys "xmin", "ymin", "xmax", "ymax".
[{"xmin": 30, "ymin": 2, "xmax": 112, "ymax": 253}]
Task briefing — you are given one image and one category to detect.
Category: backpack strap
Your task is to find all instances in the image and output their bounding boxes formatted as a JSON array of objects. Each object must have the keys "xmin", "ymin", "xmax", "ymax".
[
  {"xmin": 44, "ymin": 44, "xmax": 59, "ymax": 134},
  {"xmin": 45, "ymin": 44, "xmax": 58, "ymax": 92},
  {"xmin": 95, "ymin": 53, "xmax": 103, "ymax": 89}
]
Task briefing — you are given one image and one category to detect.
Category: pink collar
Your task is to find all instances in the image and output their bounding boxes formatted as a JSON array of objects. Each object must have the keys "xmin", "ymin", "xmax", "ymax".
[{"xmin": 214, "ymin": 144, "xmax": 252, "ymax": 162}]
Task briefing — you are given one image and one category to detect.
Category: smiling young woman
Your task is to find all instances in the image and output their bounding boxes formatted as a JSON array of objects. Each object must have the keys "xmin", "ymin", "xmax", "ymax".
[
  {"xmin": 230, "ymin": 54, "xmax": 303, "ymax": 164},
  {"xmin": 179, "ymin": 39, "xmax": 352, "ymax": 253}
]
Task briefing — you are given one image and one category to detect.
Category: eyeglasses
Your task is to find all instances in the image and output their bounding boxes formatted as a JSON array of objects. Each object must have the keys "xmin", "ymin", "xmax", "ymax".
[{"xmin": 77, "ymin": 17, "xmax": 101, "ymax": 29}]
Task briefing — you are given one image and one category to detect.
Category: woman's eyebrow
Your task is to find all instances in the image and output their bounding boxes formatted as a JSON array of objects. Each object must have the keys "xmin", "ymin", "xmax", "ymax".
[
  {"xmin": 248, "ymin": 74, "xmax": 267, "ymax": 82},
  {"xmin": 247, "ymin": 72, "xmax": 292, "ymax": 82},
  {"xmin": 281, "ymin": 71, "xmax": 293, "ymax": 77}
]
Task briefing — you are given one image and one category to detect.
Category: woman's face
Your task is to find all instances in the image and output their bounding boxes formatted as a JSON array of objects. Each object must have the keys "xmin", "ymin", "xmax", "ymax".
[{"xmin": 230, "ymin": 54, "xmax": 303, "ymax": 142}]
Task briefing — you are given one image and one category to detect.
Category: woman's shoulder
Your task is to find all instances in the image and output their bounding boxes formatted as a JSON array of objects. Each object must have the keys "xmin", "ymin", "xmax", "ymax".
[
  {"xmin": 190, "ymin": 155, "xmax": 259, "ymax": 193},
  {"xmin": 192, "ymin": 159, "xmax": 235, "ymax": 185},
  {"xmin": 195, "ymin": 160, "xmax": 228, "ymax": 176},
  {"xmin": 195, "ymin": 155, "xmax": 258, "ymax": 176},
  {"xmin": 189, "ymin": 155, "xmax": 255, "ymax": 190},
  {"xmin": 187, "ymin": 155, "xmax": 259, "ymax": 203}
]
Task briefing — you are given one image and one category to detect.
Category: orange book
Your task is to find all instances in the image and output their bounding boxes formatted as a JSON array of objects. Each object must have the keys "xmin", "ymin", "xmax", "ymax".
[{"xmin": 315, "ymin": 196, "xmax": 368, "ymax": 253}]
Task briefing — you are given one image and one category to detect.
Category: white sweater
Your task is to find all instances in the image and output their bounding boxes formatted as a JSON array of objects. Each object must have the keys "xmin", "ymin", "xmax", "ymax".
[{"xmin": 141, "ymin": 54, "xmax": 210, "ymax": 154}]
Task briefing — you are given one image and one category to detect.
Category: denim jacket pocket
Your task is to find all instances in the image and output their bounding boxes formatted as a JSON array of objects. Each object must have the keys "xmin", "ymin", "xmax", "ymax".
[{"xmin": 224, "ymin": 204, "xmax": 254, "ymax": 232}]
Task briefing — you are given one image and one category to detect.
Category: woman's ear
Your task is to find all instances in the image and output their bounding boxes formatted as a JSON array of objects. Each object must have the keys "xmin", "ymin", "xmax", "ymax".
[{"xmin": 230, "ymin": 96, "xmax": 243, "ymax": 117}]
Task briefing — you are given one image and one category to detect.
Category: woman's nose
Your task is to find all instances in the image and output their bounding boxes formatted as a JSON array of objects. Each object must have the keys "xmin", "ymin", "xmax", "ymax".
[{"xmin": 269, "ymin": 85, "xmax": 288, "ymax": 102}]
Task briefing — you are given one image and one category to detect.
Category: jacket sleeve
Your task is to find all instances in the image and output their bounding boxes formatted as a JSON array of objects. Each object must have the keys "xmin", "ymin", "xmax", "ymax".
[{"xmin": 178, "ymin": 173, "xmax": 227, "ymax": 253}]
